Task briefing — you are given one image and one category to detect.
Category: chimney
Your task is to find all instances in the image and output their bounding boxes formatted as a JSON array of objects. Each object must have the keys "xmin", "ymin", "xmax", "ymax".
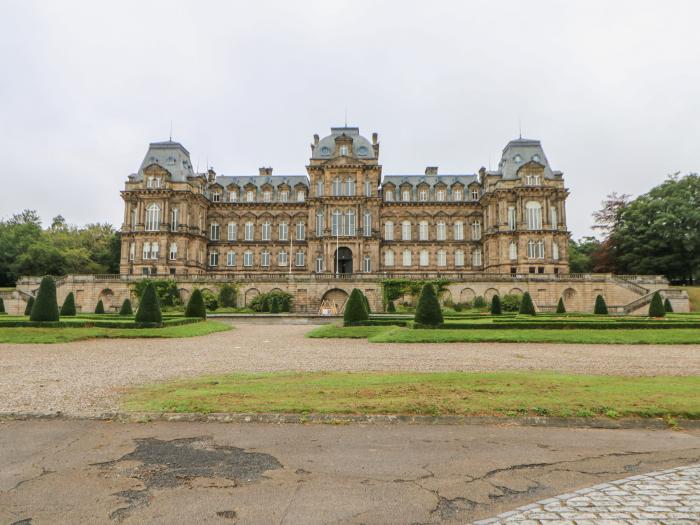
[
  {"xmin": 258, "ymin": 167, "xmax": 273, "ymax": 176},
  {"xmin": 313, "ymin": 134, "xmax": 320, "ymax": 145},
  {"xmin": 425, "ymin": 166, "xmax": 438, "ymax": 176},
  {"xmin": 372, "ymin": 132, "xmax": 378, "ymax": 145},
  {"xmin": 207, "ymin": 168, "xmax": 216, "ymax": 183}
]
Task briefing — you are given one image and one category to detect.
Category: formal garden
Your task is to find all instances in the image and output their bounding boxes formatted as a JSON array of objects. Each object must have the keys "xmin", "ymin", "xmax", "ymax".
[{"xmin": 307, "ymin": 283, "xmax": 700, "ymax": 344}]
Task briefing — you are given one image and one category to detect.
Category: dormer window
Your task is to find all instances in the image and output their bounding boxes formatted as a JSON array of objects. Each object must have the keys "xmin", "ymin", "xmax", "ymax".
[
  {"xmin": 525, "ymin": 175, "xmax": 541, "ymax": 186},
  {"xmin": 532, "ymin": 154, "xmax": 541, "ymax": 162},
  {"xmin": 436, "ymin": 189, "xmax": 445, "ymax": 202},
  {"xmin": 212, "ymin": 192, "xmax": 221, "ymax": 202},
  {"xmin": 229, "ymin": 190, "xmax": 238, "ymax": 202},
  {"xmin": 453, "ymin": 189, "xmax": 462, "ymax": 201},
  {"xmin": 385, "ymin": 189, "xmax": 394, "ymax": 202},
  {"xmin": 246, "ymin": 190, "xmax": 255, "ymax": 202},
  {"xmin": 471, "ymin": 188, "xmax": 480, "ymax": 201},
  {"xmin": 402, "ymin": 189, "xmax": 411, "ymax": 202},
  {"xmin": 279, "ymin": 190, "xmax": 289, "ymax": 202},
  {"xmin": 263, "ymin": 191, "xmax": 272, "ymax": 202},
  {"xmin": 514, "ymin": 154, "xmax": 522, "ymax": 163},
  {"xmin": 419, "ymin": 189, "xmax": 428, "ymax": 202},
  {"xmin": 339, "ymin": 145, "xmax": 349, "ymax": 156},
  {"xmin": 297, "ymin": 189, "xmax": 305, "ymax": 202}
]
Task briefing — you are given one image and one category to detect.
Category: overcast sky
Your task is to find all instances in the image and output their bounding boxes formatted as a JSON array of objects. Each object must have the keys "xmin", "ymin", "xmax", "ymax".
[{"xmin": 1, "ymin": 0, "xmax": 699, "ymax": 238}]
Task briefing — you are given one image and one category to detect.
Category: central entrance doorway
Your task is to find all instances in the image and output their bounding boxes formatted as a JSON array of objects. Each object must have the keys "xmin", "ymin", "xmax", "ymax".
[{"xmin": 334, "ymin": 247, "xmax": 353, "ymax": 275}]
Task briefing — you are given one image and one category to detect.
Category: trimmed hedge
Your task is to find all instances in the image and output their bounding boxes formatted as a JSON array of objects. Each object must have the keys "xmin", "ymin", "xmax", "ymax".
[
  {"xmin": 184, "ymin": 289, "xmax": 207, "ymax": 319},
  {"xmin": 556, "ymin": 297, "xmax": 566, "ymax": 314},
  {"xmin": 0, "ymin": 317, "xmax": 202, "ymax": 329},
  {"xmin": 60, "ymin": 292, "xmax": 77, "ymax": 316},
  {"xmin": 30, "ymin": 276, "xmax": 59, "ymax": 322},
  {"xmin": 24, "ymin": 296, "xmax": 35, "ymax": 316},
  {"xmin": 664, "ymin": 298, "xmax": 674, "ymax": 313},
  {"xmin": 119, "ymin": 299, "xmax": 133, "ymax": 315},
  {"xmin": 434, "ymin": 321, "xmax": 700, "ymax": 330},
  {"xmin": 594, "ymin": 295, "xmax": 609, "ymax": 315},
  {"xmin": 649, "ymin": 292, "xmax": 666, "ymax": 318},
  {"xmin": 95, "ymin": 300, "xmax": 105, "ymax": 314},
  {"xmin": 414, "ymin": 283, "xmax": 444, "ymax": 327},
  {"xmin": 135, "ymin": 282, "xmax": 162, "ymax": 324},
  {"xmin": 519, "ymin": 292, "xmax": 536, "ymax": 316},
  {"xmin": 490, "ymin": 295, "xmax": 502, "ymax": 315},
  {"xmin": 344, "ymin": 289, "xmax": 370, "ymax": 325}
]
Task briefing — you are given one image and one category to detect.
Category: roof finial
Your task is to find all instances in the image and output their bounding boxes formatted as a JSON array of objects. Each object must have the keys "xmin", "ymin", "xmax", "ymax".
[
  {"xmin": 169, "ymin": 120, "xmax": 173, "ymax": 142},
  {"xmin": 344, "ymin": 107, "xmax": 347, "ymax": 127},
  {"xmin": 518, "ymin": 118, "xmax": 522, "ymax": 140}
]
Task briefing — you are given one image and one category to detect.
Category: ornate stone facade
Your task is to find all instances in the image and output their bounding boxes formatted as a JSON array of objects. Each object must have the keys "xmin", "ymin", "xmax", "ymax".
[{"xmin": 119, "ymin": 127, "xmax": 570, "ymax": 277}]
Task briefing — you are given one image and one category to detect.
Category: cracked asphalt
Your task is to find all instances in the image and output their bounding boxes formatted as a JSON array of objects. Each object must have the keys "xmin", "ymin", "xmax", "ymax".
[{"xmin": 2, "ymin": 420, "xmax": 700, "ymax": 524}]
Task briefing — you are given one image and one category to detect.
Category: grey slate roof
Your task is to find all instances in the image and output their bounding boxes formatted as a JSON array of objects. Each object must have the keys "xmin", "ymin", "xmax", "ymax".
[
  {"xmin": 494, "ymin": 138, "xmax": 561, "ymax": 180},
  {"xmin": 130, "ymin": 140, "xmax": 195, "ymax": 182},
  {"xmin": 381, "ymin": 174, "xmax": 478, "ymax": 187},
  {"xmin": 311, "ymin": 127, "xmax": 376, "ymax": 160},
  {"xmin": 213, "ymin": 175, "xmax": 309, "ymax": 189}
]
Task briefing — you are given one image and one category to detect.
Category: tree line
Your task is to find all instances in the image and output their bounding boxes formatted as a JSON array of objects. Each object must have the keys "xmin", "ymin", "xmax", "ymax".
[{"xmin": 0, "ymin": 210, "xmax": 120, "ymax": 287}]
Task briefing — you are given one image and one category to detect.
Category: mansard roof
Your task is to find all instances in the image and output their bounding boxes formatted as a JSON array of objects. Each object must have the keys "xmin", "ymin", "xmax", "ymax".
[
  {"xmin": 311, "ymin": 126, "xmax": 376, "ymax": 160},
  {"xmin": 494, "ymin": 137, "xmax": 562, "ymax": 180},
  {"xmin": 130, "ymin": 140, "xmax": 195, "ymax": 182},
  {"xmin": 215, "ymin": 175, "xmax": 309, "ymax": 189},
  {"xmin": 381, "ymin": 174, "xmax": 478, "ymax": 187}
]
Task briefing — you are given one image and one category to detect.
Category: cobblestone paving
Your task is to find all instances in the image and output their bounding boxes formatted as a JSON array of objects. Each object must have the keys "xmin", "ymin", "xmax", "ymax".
[{"xmin": 474, "ymin": 463, "xmax": 700, "ymax": 524}]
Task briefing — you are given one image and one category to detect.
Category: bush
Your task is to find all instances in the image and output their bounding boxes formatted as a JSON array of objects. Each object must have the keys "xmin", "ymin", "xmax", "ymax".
[
  {"xmin": 664, "ymin": 298, "xmax": 673, "ymax": 313},
  {"xmin": 648, "ymin": 291, "xmax": 666, "ymax": 318},
  {"xmin": 200, "ymin": 289, "xmax": 219, "ymax": 311},
  {"xmin": 270, "ymin": 296, "xmax": 280, "ymax": 313},
  {"xmin": 556, "ymin": 297, "xmax": 566, "ymax": 314},
  {"xmin": 594, "ymin": 295, "xmax": 608, "ymax": 315},
  {"xmin": 249, "ymin": 291, "xmax": 293, "ymax": 312},
  {"xmin": 95, "ymin": 300, "xmax": 105, "ymax": 314},
  {"xmin": 344, "ymin": 288, "xmax": 370, "ymax": 325},
  {"xmin": 24, "ymin": 296, "xmax": 35, "ymax": 316},
  {"xmin": 414, "ymin": 283, "xmax": 444, "ymax": 327},
  {"xmin": 362, "ymin": 293, "xmax": 371, "ymax": 315},
  {"xmin": 490, "ymin": 295, "xmax": 502, "ymax": 315},
  {"xmin": 387, "ymin": 300, "xmax": 396, "ymax": 313},
  {"xmin": 501, "ymin": 294, "xmax": 522, "ymax": 312},
  {"xmin": 135, "ymin": 282, "xmax": 162, "ymax": 324},
  {"xmin": 519, "ymin": 292, "xmax": 536, "ymax": 316},
  {"xmin": 0, "ymin": 297, "xmax": 4, "ymax": 314},
  {"xmin": 185, "ymin": 289, "xmax": 207, "ymax": 319},
  {"xmin": 60, "ymin": 292, "xmax": 77, "ymax": 316},
  {"xmin": 473, "ymin": 296, "xmax": 487, "ymax": 309},
  {"xmin": 119, "ymin": 298, "xmax": 133, "ymax": 315},
  {"xmin": 132, "ymin": 278, "xmax": 182, "ymax": 307},
  {"xmin": 219, "ymin": 284, "xmax": 237, "ymax": 308},
  {"xmin": 452, "ymin": 302, "xmax": 463, "ymax": 312},
  {"xmin": 30, "ymin": 276, "xmax": 60, "ymax": 322}
]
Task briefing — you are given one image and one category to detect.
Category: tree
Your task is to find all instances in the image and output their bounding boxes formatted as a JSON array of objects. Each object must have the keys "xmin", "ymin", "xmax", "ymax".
[
  {"xmin": 219, "ymin": 283, "xmax": 237, "ymax": 308},
  {"xmin": 119, "ymin": 298, "xmax": 133, "ymax": 315},
  {"xmin": 414, "ymin": 283, "xmax": 444, "ymax": 326},
  {"xmin": 490, "ymin": 294, "xmax": 502, "ymax": 315},
  {"xmin": 24, "ymin": 296, "xmax": 35, "ymax": 316},
  {"xmin": 568, "ymin": 237, "xmax": 601, "ymax": 273},
  {"xmin": 344, "ymin": 288, "xmax": 369, "ymax": 325},
  {"xmin": 473, "ymin": 295, "xmax": 487, "ymax": 308},
  {"xmin": 135, "ymin": 283, "xmax": 162, "ymax": 324},
  {"xmin": 95, "ymin": 299, "xmax": 105, "ymax": 314},
  {"xmin": 556, "ymin": 297, "xmax": 566, "ymax": 314},
  {"xmin": 270, "ymin": 296, "xmax": 280, "ymax": 313},
  {"xmin": 591, "ymin": 193, "xmax": 632, "ymax": 273},
  {"xmin": 594, "ymin": 295, "xmax": 608, "ymax": 315},
  {"xmin": 648, "ymin": 291, "xmax": 666, "ymax": 318},
  {"xmin": 664, "ymin": 298, "xmax": 673, "ymax": 313},
  {"xmin": 519, "ymin": 292, "xmax": 536, "ymax": 315},
  {"xmin": 501, "ymin": 294, "xmax": 522, "ymax": 312},
  {"xmin": 60, "ymin": 292, "xmax": 76, "ymax": 316},
  {"xmin": 387, "ymin": 300, "xmax": 396, "ymax": 313},
  {"xmin": 30, "ymin": 276, "xmax": 60, "ymax": 322},
  {"xmin": 184, "ymin": 289, "xmax": 206, "ymax": 319}
]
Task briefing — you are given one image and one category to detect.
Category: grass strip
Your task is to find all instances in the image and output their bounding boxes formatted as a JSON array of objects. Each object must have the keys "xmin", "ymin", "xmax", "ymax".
[{"xmin": 121, "ymin": 371, "xmax": 700, "ymax": 420}]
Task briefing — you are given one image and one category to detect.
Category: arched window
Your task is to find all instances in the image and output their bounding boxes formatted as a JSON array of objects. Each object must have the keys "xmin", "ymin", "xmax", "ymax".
[
  {"xmin": 170, "ymin": 208, "xmax": 179, "ymax": 231},
  {"xmin": 454, "ymin": 250, "xmax": 464, "ymax": 267},
  {"xmin": 346, "ymin": 178, "xmax": 356, "ymax": 196},
  {"xmin": 420, "ymin": 249, "xmax": 429, "ymax": 266},
  {"xmin": 364, "ymin": 179, "xmax": 372, "ymax": 197},
  {"xmin": 345, "ymin": 210, "xmax": 356, "ymax": 236},
  {"xmin": 437, "ymin": 250, "xmax": 446, "ymax": 267},
  {"xmin": 245, "ymin": 222, "xmax": 254, "ymax": 241},
  {"xmin": 145, "ymin": 203, "xmax": 160, "ymax": 231},
  {"xmin": 169, "ymin": 243, "xmax": 177, "ymax": 260},
  {"xmin": 454, "ymin": 221, "xmax": 464, "ymax": 241},
  {"xmin": 401, "ymin": 221, "xmax": 411, "ymax": 241},
  {"xmin": 384, "ymin": 249, "xmax": 394, "ymax": 266},
  {"xmin": 509, "ymin": 241, "xmax": 518, "ymax": 260},
  {"xmin": 142, "ymin": 242, "xmax": 151, "ymax": 260},
  {"xmin": 278, "ymin": 222, "xmax": 288, "ymax": 241},
  {"xmin": 436, "ymin": 221, "xmax": 446, "ymax": 241},
  {"xmin": 316, "ymin": 211, "xmax": 324, "ymax": 237},
  {"xmin": 363, "ymin": 211, "xmax": 372, "ymax": 237},
  {"xmin": 384, "ymin": 221, "xmax": 394, "ymax": 240},
  {"xmin": 508, "ymin": 206, "xmax": 517, "ymax": 230},
  {"xmin": 332, "ymin": 177, "xmax": 342, "ymax": 196},
  {"xmin": 332, "ymin": 210, "xmax": 342, "ymax": 236},
  {"xmin": 262, "ymin": 222, "xmax": 271, "ymax": 241},
  {"xmin": 526, "ymin": 201, "xmax": 542, "ymax": 230},
  {"xmin": 402, "ymin": 249, "xmax": 412, "ymax": 267},
  {"xmin": 419, "ymin": 221, "xmax": 429, "ymax": 241}
]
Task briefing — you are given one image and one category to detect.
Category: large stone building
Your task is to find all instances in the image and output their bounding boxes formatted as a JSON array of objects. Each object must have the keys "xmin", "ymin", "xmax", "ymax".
[{"xmin": 119, "ymin": 126, "xmax": 570, "ymax": 278}]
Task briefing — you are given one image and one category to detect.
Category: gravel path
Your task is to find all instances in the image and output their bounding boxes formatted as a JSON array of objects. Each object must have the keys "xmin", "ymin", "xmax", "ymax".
[{"xmin": 1, "ymin": 322, "xmax": 700, "ymax": 416}]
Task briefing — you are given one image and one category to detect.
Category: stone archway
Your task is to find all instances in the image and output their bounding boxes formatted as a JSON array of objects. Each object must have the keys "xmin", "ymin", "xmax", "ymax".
[
  {"xmin": 98, "ymin": 288, "xmax": 115, "ymax": 311},
  {"xmin": 459, "ymin": 288, "xmax": 476, "ymax": 303},
  {"xmin": 440, "ymin": 289, "xmax": 453, "ymax": 305},
  {"xmin": 334, "ymin": 247, "xmax": 353, "ymax": 275},
  {"xmin": 508, "ymin": 287, "xmax": 524, "ymax": 296},
  {"xmin": 484, "ymin": 288, "xmax": 499, "ymax": 302},
  {"xmin": 245, "ymin": 288, "xmax": 260, "ymax": 306},
  {"xmin": 320, "ymin": 288, "xmax": 350, "ymax": 314},
  {"xmin": 563, "ymin": 287, "xmax": 577, "ymax": 308},
  {"xmin": 178, "ymin": 288, "xmax": 191, "ymax": 303}
]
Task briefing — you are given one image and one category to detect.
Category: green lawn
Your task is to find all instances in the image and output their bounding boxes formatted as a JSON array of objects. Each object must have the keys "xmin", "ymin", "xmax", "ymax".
[
  {"xmin": 0, "ymin": 320, "xmax": 231, "ymax": 344},
  {"xmin": 306, "ymin": 325, "xmax": 700, "ymax": 344},
  {"xmin": 122, "ymin": 371, "xmax": 700, "ymax": 420}
]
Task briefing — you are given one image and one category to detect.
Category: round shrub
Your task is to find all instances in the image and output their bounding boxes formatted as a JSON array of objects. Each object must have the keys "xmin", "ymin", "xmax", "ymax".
[
  {"xmin": 185, "ymin": 289, "xmax": 207, "ymax": 319},
  {"xmin": 594, "ymin": 295, "xmax": 608, "ymax": 315},
  {"xmin": 270, "ymin": 296, "xmax": 280, "ymax": 313},
  {"xmin": 556, "ymin": 297, "xmax": 566, "ymax": 314},
  {"xmin": 219, "ymin": 284, "xmax": 237, "ymax": 308},
  {"xmin": 519, "ymin": 291, "xmax": 536, "ymax": 316},
  {"xmin": 24, "ymin": 296, "xmax": 35, "ymax": 316},
  {"xmin": 387, "ymin": 300, "xmax": 396, "ymax": 313},
  {"xmin": 30, "ymin": 276, "xmax": 60, "ymax": 322},
  {"xmin": 501, "ymin": 294, "xmax": 521, "ymax": 312},
  {"xmin": 648, "ymin": 291, "xmax": 665, "ymax": 318},
  {"xmin": 119, "ymin": 298, "xmax": 133, "ymax": 315},
  {"xmin": 60, "ymin": 292, "xmax": 77, "ymax": 316},
  {"xmin": 95, "ymin": 300, "xmax": 105, "ymax": 314},
  {"xmin": 664, "ymin": 298, "xmax": 673, "ymax": 313},
  {"xmin": 135, "ymin": 282, "xmax": 162, "ymax": 324},
  {"xmin": 414, "ymin": 283, "xmax": 444, "ymax": 327},
  {"xmin": 490, "ymin": 294, "xmax": 502, "ymax": 315},
  {"xmin": 344, "ymin": 288, "xmax": 369, "ymax": 326}
]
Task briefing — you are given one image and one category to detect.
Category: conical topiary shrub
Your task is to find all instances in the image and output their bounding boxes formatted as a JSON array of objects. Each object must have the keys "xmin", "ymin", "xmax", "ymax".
[
  {"xmin": 664, "ymin": 298, "xmax": 673, "ymax": 313},
  {"xmin": 95, "ymin": 299, "xmax": 105, "ymax": 314},
  {"xmin": 30, "ymin": 276, "xmax": 59, "ymax": 322},
  {"xmin": 24, "ymin": 296, "xmax": 35, "ymax": 316},
  {"xmin": 184, "ymin": 289, "xmax": 206, "ymax": 319},
  {"xmin": 594, "ymin": 295, "xmax": 608, "ymax": 315},
  {"xmin": 119, "ymin": 298, "xmax": 133, "ymax": 315},
  {"xmin": 0, "ymin": 297, "xmax": 5, "ymax": 314},
  {"xmin": 387, "ymin": 300, "xmax": 396, "ymax": 313},
  {"xmin": 414, "ymin": 283, "xmax": 444, "ymax": 327},
  {"xmin": 362, "ymin": 293, "xmax": 371, "ymax": 315},
  {"xmin": 556, "ymin": 297, "xmax": 566, "ymax": 314},
  {"xmin": 60, "ymin": 292, "xmax": 77, "ymax": 316},
  {"xmin": 270, "ymin": 296, "xmax": 280, "ymax": 313},
  {"xmin": 519, "ymin": 291, "xmax": 536, "ymax": 316},
  {"xmin": 135, "ymin": 282, "xmax": 162, "ymax": 324},
  {"xmin": 490, "ymin": 294, "xmax": 502, "ymax": 315},
  {"xmin": 344, "ymin": 288, "xmax": 369, "ymax": 326},
  {"xmin": 648, "ymin": 291, "xmax": 666, "ymax": 318}
]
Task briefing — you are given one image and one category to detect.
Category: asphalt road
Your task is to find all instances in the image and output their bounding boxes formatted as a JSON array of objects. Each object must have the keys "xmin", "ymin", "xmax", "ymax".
[{"xmin": 2, "ymin": 420, "xmax": 699, "ymax": 524}]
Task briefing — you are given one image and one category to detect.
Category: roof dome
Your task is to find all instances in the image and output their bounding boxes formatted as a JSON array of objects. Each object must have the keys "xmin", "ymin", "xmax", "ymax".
[{"xmin": 312, "ymin": 127, "xmax": 376, "ymax": 160}]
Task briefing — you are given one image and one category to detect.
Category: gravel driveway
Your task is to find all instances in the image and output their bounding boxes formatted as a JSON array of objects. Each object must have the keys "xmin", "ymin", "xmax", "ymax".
[{"xmin": 1, "ymin": 321, "xmax": 699, "ymax": 416}]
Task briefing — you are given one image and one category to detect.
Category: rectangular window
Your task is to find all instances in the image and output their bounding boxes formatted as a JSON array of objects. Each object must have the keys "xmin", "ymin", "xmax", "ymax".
[
  {"xmin": 508, "ymin": 206, "xmax": 516, "ymax": 230},
  {"xmin": 363, "ymin": 256, "xmax": 371, "ymax": 273},
  {"xmin": 436, "ymin": 189, "xmax": 445, "ymax": 201},
  {"xmin": 472, "ymin": 250, "xmax": 482, "ymax": 267},
  {"xmin": 210, "ymin": 223, "xmax": 220, "ymax": 241},
  {"xmin": 245, "ymin": 222, "xmax": 254, "ymax": 241},
  {"xmin": 363, "ymin": 212, "xmax": 371, "ymax": 237},
  {"xmin": 246, "ymin": 190, "xmax": 255, "ymax": 202},
  {"xmin": 295, "ymin": 251, "xmax": 305, "ymax": 267},
  {"xmin": 296, "ymin": 222, "xmax": 305, "ymax": 240},
  {"xmin": 151, "ymin": 242, "xmax": 159, "ymax": 260},
  {"xmin": 331, "ymin": 212, "xmax": 342, "ymax": 236},
  {"xmin": 346, "ymin": 212, "xmax": 356, "ymax": 236},
  {"xmin": 454, "ymin": 221, "xmax": 464, "ymax": 240},
  {"xmin": 227, "ymin": 251, "xmax": 236, "ymax": 267},
  {"xmin": 471, "ymin": 188, "xmax": 480, "ymax": 201},
  {"xmin": 263, "ymin": 191, "xmax": 271, "ymax": 202},
  {"xmin": 402, "ymin": 189, "xmax": 411, "ymax": 202},
  {"xmin": 472, "ymin": 221, "xmax": 481, "ymax": 240},
  {"xmin": 278, "ymin": 251, "xmax": 288, "ymax": 266},
  {"xmin": 261, "ymin": 251, "xmax": 270, "ymax": 267},
  {"xmin": 170, "ymin": 209, "xmax": 179, "ymax": 231},
  {"xmin": 402, "ymin": 222, "xmax": 411, "ymax": 241},
  {"xmin": 419, "ymin": 189, "xmax": 428, "ymax": 201},
  {"xmin": 262, "ymin": 222, "xmax": 271, "ymax": 241},
  {"xmin": 346, "ymin": 179, "xmax": 355, "ymax": 196},
  {"xmin": 316, "ymin": 181, "xmax": 324, "ymax": 197},
  {"xmin": 332, "ymin": 178, "xmax": 341, "ymax": 196},
  {"xmin": 315, "ymin": 256, "xmax": 324, "ymax": 273},
  {"xmin": 228, "ymin": 223, "xmax": 237, "ymax": 241},
  {"xmin": 453, "ymin": 189, "xmax": 462, "ymax": 201},
  {"xmin": 169, "ymin": 243, "xmax": 177, "ymax": 261},
  {"xmin": 129, "ymin": 242, "xmax": 135, "ymax": 261},
  {"xmin": 419, "ymin": 250, "xmax": 429, "ymax": 266},
  {"xmin": 279, "ymin": 191, "xmax": 288, "ymax": 202},
  {"xmin": 316, "ymin": 213, "xmax": 324, "ymax": 237},
  {"xmin": 384, "ymin": 222, "xmax": 394, "ymax": 241},
  {"xmin": 142, "ymin": 242, "xmax": 150, "ymax": 260},
  {"xmin": 402, "ymin": 250, "xmax": 412, "ymax": 267},
  {"xmin": 212, "ymin": 192, "xmax": 221, "ymax": 202},
  {"xmin": 436, "ymin": 222, "xmax": 446, "ymax": 241},
  {"xmin": 550, "ymin": 206, "xmax": 558, "ymax": 230},
  {"xmin": 229, "ymin": 190, "xmax": 238, "ymax": 202},
  {"xmin": 455, "ymin": 250, "xmax": 464, "ymax": 266},
  {"xmin": 385, "ymin": 189, "xmax": 394, "ymax": 202},
  {"xmin": 384, "ymin": 250, "xmax": 394, "ymax": 266},
  {"xmin": 419, "ymin": 222, "xmax": 429, "ymax": 241},
  {"xmin": 364, "ymin": 180, "xmax": 372, "ymax": 197},
  {"xmin": 130, "ymin": 209, "xmax": 137, "ymax": 229},
  {"xmin": 296, "ymin": 189, "xmax": 305, "ymax": 202},
  {"xmin": 209, "ymin": 251, "xmax": 219, "ymax": 266},
  {"xmin": 279, "ymin": 222, "xmax": 288, "ymax": 241},
  {"xmin": 244, "ymin": 251, "xmax": 253, "ymax": 267},
  {"xmin": 437, "ymin": 250, "xmax": 446, "ymax": 267}
]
